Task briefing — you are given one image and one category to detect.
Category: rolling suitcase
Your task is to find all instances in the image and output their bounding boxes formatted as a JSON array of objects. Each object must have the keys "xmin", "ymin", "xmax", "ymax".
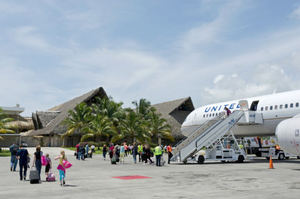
[{"xmin": 29, "ymin": 167, "xmax": 40, "ymax": 184}]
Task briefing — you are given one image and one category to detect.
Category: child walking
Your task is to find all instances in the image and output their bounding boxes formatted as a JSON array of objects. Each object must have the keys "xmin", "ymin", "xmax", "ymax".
[
  {"xmin": 55, "ymin": 151, "xmax": 67, "ymax": 186},
  {"xmin": 45, "ymin": 154, "xmax": 52, "ymax": 178}
]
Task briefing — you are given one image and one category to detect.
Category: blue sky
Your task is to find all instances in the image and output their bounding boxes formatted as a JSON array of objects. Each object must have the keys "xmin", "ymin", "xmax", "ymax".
[{"xmin": 1, "ymin": 0, "xmax": 300, "ymax": 116}]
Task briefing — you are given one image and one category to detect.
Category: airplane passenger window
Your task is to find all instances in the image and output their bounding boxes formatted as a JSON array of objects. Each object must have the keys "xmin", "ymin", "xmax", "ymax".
[
  {"xmin": 296, "ymin": 103, "xmax": 299, "ymax": 107},
  {"xmin": 280, "ymin": 105, "xmax": 283, "ymax": 109},
  {"xmin": 275, "ymin": 105, "xmax": 278, "ymax": 110},
  {"xmin": 203, "ymin": 114, "xmax": 205, "ymax": 118},
  {"xmin": 209, "ymin": 113, "xmax": 211, "ymax": 117},
  {"xmin": 261, "ymin": 107, "xmax": 263, "ymax": 111},
  {"xmin": 290, "ymin": 103, "xmax": 294, "ymax": 108},
  {"xmin": 212, "ymin": 113, "xmax": 215, "ymax": 117},
  {"xmin": 270, "ymin": 106, "xmax": 273, "ymax": 110},
  {"xmin": 285, "ymin": 104, "xmax": 288, "ymax": 108},
  {"xmin": 265, "ymin": 106, "xmax": 268, "ymax": 111}
]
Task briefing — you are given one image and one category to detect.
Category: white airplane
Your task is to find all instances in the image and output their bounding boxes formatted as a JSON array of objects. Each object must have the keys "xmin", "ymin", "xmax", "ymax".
[{"xmin": 181, "ymin": 90, "xmax": 300, "ymax": 155}]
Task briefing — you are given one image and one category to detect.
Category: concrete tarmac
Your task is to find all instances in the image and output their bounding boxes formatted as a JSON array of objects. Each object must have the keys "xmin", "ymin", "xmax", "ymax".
[{"xmin": 1, "ymin": 147, "xmax": 300, "ymax": 199}]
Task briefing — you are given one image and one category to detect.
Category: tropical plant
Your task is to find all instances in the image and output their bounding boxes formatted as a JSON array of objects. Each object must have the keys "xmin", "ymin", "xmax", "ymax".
[
  {"xmin": 117, "ymin": 109, "xmax": 150, "ymax": 143},
  {"xmin": 63, "ymin": 103, "xmax": 92, "ymax": 137},
  {"xmin": 132, "ymin": 98, "xmax": 155, "ymax": 119},
  {"xmin": 0, "ymin": 108, "xmax": 14, "ymax": 140},
  {"xmin": 148, "ymin": 110, "xmax": 173, "ymax": 145},
  {"xmin": 80, "ymin": 114, "xmax": 115, "ymax": 142}
]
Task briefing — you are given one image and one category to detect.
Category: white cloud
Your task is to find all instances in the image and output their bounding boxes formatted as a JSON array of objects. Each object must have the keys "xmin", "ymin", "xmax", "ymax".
[
  {"xmin": 180, "ymin": 1, "xmax": 242, "ymax": 52},
  {"xmin": 290, "ymin": 5, "xmax": 300, "ymax": 19},
  {"xmin": 202, "ymin": 64, "xmax": 295, "ymax": 104},
  {"xmin": 12, "ymin": 26, "xmax": 51, "ymax": 50},
  {"xmin": 214, "ymin": 74, "xmax": 225, "ymax": 84}
]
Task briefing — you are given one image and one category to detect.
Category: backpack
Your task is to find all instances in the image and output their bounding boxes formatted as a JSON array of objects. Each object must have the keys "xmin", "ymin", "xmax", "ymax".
[{"xmin": 41, "ymin": 155, "xmax": 48, "ymax": 166}]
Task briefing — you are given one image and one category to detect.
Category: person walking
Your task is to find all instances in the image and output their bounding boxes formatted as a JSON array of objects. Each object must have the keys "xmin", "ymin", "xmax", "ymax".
[
  {"xmin": 32, "ymin": 145, "xmax": 43, "ymax": 180},
  {"xmin": 85, "ymin": 144, "xmax": 89, "ymax": 158},
  {"xmin": 167, "ymin": 144, "xmax": 173, "ymax": 164},
  {"xmin": 9, "ymin": 143, "xmax": 19, "ymax": 172},
  {"xmin": 75, "ymin": 143, "xmax": 80, "ymax": 160},
  {"xmin": 120, "ymin": 143, "xmax": 125, "ymax": 164},
  {"xmin": 154, "ymin": 145, "xmax": 163, "ymax": 167},
  {"xmin": 55, "ymin": 150, "xmax": 67, "ymax": 186},
  {"xmin": 109, "ymin": 143, "xmax": 114, "ymax": 160},
  {"xmin": 16, "ymin": 144, "xmax": 29, "ymax": 181},
  {"xmin": 144, "ymin": 144, "xmax": 153, "ymax": 164},
  {"xmin": 45, "ymin": 154, "xmax": 52, "ymax": 178},
  {"xmin": 102, "ymin": 144, "xmax": 107, "ymax": 160},
  {"xmin": 138, "ymin": 144, "xmax": 143, "ymax": 162},
  {"xmin": 132, "ymin": 143, "xmax": 138, "ymax": 164},
  {"xmin": 225, "ymin": 107, "xmax": 231, "ymax": 116}
]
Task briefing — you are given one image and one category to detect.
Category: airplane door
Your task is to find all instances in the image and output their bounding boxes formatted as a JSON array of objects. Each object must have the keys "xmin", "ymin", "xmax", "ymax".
[{"xmin": 250, "ymin": 101, "xmax": 259, "ymax": 111}]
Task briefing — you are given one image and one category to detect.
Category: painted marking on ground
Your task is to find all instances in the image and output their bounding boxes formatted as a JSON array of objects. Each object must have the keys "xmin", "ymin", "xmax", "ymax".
[{"xmin": 112, "ymin": 175, "xmax": 151, "ymax": 180}]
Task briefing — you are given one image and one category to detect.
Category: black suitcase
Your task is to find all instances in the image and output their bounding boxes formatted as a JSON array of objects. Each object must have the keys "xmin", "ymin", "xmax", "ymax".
[
  {"xmin": 29, "ymin": 167, "xmax": 40, "ymax": 184},
  {"xmin": 111, "ymin": 156, "xmax": 117, "ymax": 164}
]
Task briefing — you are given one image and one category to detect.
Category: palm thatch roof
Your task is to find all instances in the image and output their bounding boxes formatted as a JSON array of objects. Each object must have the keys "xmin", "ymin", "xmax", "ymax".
[
  {"xmin": 26, "ymin": 87, "xmax": 107, "ymax": 136},
  {"xmin": 152, "ymin": 97, "xmax": 194, "ymax": 118},
  {"xmin": 152, "ymin": 97, "xmax": 194, "ymax": 140},
  {"xmin": 5, "ymin": 120, "xmax": 34, "ymax": 131}
]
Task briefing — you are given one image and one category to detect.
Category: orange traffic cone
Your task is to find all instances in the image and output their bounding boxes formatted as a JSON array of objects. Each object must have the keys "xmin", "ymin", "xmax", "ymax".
[{"xmin": 269, "ymin": 156, "xmax": 274, "ymax": 169}]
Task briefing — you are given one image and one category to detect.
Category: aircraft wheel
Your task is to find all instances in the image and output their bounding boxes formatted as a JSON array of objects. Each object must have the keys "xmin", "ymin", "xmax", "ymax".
[
  {"xmin": 278, "ymin": 153, "xmax": 285, "ymax": 160},
  {"xmin": 237, "ymin": 155, "xmax": 244, "ymax": 163},
  {"xmin": 197, "ymin": 155, "xmax": 205, "ymax": 164}
]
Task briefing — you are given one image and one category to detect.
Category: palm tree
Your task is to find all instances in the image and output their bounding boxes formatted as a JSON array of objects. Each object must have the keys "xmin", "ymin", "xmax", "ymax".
[
  {"xmin": 132, "ymin": 98, "xmax": 156, "ymax": 119},
  {"xmin": 118, "ymin": 109, "xmax": 151, "ymax": 143},
  {"xmin": 92, "ymin": 97, "xmax": 125, "ymax": 141},
  {"xmin": 148, "ymin": 110, "xmax": 173, "ymax": 145},
  {"xmin": 80, "ymin": 114, "xmax": 115, "ymax": 142},
  {"xmin": 0, "ymin": 108, "xmax": 14, "ymax": 140},
  {"xmin": 63, "ymin": 103, "xmax": 92, "ymax": 138}
]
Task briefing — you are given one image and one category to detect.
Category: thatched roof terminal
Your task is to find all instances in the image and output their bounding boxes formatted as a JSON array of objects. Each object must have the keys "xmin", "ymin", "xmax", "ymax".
[{"xmin": 26, "ymin": 87, "xmax": 107, "ymax": 136}]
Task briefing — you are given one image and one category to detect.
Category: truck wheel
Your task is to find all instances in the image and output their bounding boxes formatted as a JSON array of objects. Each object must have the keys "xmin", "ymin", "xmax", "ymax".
[
  {"xmin": 237, "ymin": 155, "xmax": 244, "ymax": 163},
  {"xmin": 197, "ymin": 155, "xmax": 205, "ymax": 164},
  {"xmin": 266, "ymin": 157, "xmax": 270, "ymax": 160},
  {"xmin": 285, "ymin": 157, "xmax": 289, "ymax": 160},
  {"xmin": 183, "ymin": 160, "xmax": 187, "ymax": 164},
  {"xmin": 278, "ymin": 153, "xmax": 285, "ymax": 160},
  {"xmin": 297, "ymin": 156, "xmax": 300, "ymax": 159}
]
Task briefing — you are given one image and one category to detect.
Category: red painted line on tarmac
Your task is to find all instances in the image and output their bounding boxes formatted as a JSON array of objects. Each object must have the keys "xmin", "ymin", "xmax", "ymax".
[{"xmin": 112, "ymin": 175, "xmax": 151, "ymax": 180}]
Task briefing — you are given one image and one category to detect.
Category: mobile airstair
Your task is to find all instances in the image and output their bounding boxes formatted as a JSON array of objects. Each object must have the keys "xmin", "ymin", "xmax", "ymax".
[{"xmin": 171, "ymin": 110, "xmax": 245, "ymax": 164}]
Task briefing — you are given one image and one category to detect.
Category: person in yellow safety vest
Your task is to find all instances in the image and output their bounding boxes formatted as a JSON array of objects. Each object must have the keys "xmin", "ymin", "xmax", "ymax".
[
  {"xmin": 238, "ymin": 144, "xmax": 244, "ymax": 149},
  {"xmin": 154, "ymin": 145, "xmax": 162, "ymax": 167},
  {"xmin": 138, "ymin": 144, "xmax": 143, "ymax": 162}
]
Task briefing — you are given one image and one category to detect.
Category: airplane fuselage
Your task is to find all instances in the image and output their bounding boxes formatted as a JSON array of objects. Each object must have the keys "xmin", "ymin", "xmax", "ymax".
[{"xmin": 182, "ymin": 90, "xmax": 300, "ymax": 137}]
